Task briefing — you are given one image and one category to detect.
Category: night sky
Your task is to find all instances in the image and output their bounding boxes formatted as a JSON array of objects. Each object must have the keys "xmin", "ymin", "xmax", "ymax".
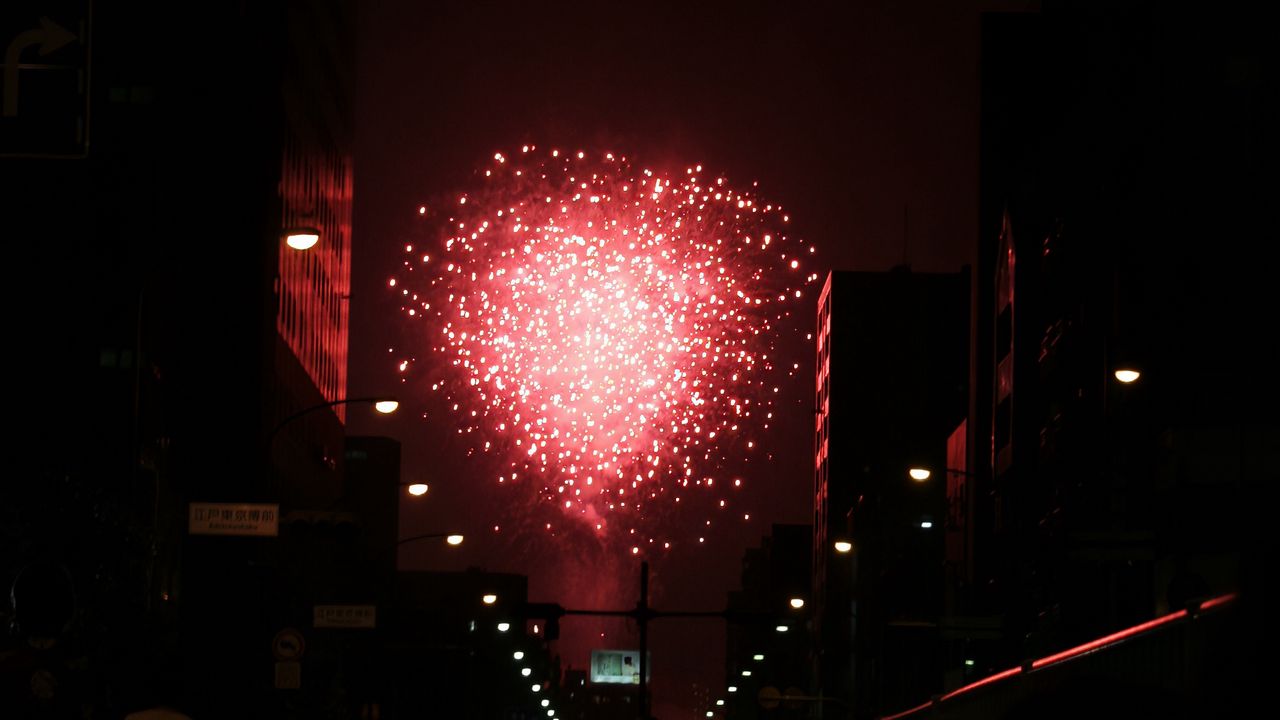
[{"xmin": 345, "ymin": 2, "xmax": 1032, "ymax": 716}]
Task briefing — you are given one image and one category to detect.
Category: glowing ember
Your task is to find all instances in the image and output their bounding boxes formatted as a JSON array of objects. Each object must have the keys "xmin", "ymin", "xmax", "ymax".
[{"xmin": 395, "ymin": 146, "xmax": 815, "ymax": 543}]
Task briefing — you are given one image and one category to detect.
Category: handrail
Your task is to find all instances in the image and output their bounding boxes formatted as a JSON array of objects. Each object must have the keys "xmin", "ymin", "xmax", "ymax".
[{"xmin": 874, "ymin": 592, "xmax": 1240, "ymax": 719}]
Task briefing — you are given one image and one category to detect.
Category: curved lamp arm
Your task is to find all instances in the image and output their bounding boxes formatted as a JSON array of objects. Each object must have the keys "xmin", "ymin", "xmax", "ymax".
[
  {"xmin": 397, "ymin": 532, "xmax": 464, "ymax": 548},
  {"xmin": 265, "ymin": 396, "xmax": 397, "ymax": 454}
]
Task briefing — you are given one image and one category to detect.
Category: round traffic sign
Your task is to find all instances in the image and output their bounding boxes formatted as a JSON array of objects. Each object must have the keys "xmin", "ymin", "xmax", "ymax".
[
  {"xmin": 272, "ymin": 628, "xmax": 305, "ymax": 660},
  {"xmin": 758, "ymin": 686, "xmax": 781, "ymax": 710}
]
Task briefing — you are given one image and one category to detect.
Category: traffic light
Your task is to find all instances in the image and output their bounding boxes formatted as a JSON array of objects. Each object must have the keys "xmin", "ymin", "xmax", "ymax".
[{"xmin": 523, "ymin": 602, "xmax": 565, "ymax": 641}]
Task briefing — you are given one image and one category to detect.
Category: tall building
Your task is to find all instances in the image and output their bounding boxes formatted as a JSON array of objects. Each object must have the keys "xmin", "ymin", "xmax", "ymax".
[
  {"xmin": 2, "ymin": 1, "xmax": 357, "ymax": 716},
  {"xmin": 811, "ymin": 269, "xmax": 969, "ymax": 719},
  {"xmin": 963, "ymin": 4, "xmax": 1273, "ymax": 665},
  {"xmin": 859, "ymin": 8, "xmax": 1276, "ymax": 717}
]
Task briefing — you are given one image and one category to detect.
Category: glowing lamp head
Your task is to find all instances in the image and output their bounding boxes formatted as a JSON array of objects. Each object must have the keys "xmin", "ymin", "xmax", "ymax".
[
  {"xmin": 834, "ymin": 540, "xmax": 853, "ymax": 554},
  {"xmin": 482, "ymin": 594, "xmax": 498, "ymax": 605},
  {"xmin": 789, "ymin": 597, "xmax": 805, "ymax": 610},
  {"xmin": 513, "ymin": 651, "xmax": 525, "ymax": 660},
  {"xmin": 521, "ymin": 667, "xmax": 532, "ymax": 677},
  {"xmin": 775, "ymin": 625, "xmax": 788, "ymax": 633},
  {"xmin": 446, "ymin": 534, "xmax": 464, "ymax": 546},
  {"xmin": 284, "ymin": 228, "xmax": 320, "ymax": 250},
  {"xmin": 741, "ymin": 670, "xmax": 752, "ymax": 677},
  {"xmin": 1114, "ymin": 368, "xmax": 1141, "ymax": 383},
  {"xmin": 920, "ymin": 521, "xmax": 934, "ymax": 529},
  {"xmin": 406, "ymin": 483, "xmax": 429, "ymax": 496},
  {"xmin": 373, "ymin": 399, "xmax": 400, "ymax": 414},
  {"xmin": 908, "ymin": 467, "xmax": 932, "ymax": 481},
  {"xmin": 716, "ymin": 700, "xmax": 725, "ymax": 706},
  {"xmin": 541, "ymin": 699, "xmax": 550, "ymax": 707},
  {"xmin": 728, "ymin": 686, "xmax": 738, "ymax": 693},
  {"xmin": 752, "ymin": 654, "xmax": 764, "ymax": 661},
  {"xmin": 531, "ymin": 684, "xmax": 541, "ymax": 693},
  {"xmin": 497, "ymin": 622, "xmax": 510, "ymax": 632}
]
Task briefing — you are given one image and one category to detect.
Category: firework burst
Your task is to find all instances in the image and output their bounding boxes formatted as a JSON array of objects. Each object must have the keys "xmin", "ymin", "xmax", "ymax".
[{"xmin": 394, "ymin": 145, "xmax": 816, "ymax": 548}]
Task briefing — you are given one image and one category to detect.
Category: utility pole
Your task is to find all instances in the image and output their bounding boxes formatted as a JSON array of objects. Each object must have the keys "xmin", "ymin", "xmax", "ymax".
[{"xmin": 637, "ymin": 561, "xmax": 650, "ymax": 719}]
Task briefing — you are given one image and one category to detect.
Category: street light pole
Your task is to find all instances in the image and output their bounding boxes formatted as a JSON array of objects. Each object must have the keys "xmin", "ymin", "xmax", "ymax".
[
  {"xmin": 265, "ymin": 396, "xmax": 398, "ymax": 457},
  {"xmin": 396, "ymin": 532, "xmax": 464, "ymax": 548}
]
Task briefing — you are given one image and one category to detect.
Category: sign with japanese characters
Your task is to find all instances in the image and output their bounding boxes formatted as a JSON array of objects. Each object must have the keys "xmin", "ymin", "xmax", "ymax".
[
  {"xmin": 188, "ymin": 502, "xmax": 279, "ymax": 537},
  {"xmin": 314, "ymin": 605, "xmax": 377, "ymax": 629}
]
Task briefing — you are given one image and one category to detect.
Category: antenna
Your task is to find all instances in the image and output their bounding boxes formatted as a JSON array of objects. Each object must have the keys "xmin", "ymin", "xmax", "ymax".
[{"xmin": 902, "ymin": 203, "xmax": 909, "ymax": 267}]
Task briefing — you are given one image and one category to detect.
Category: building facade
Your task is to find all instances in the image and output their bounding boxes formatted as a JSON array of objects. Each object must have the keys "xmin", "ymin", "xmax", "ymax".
[
  {"xmin": 1, "ymin": 1, "xmax": 358, "ymax": 716},
  {"xmin": 811, "ymin": 269, "xmax": 969, "ymax": 719}
]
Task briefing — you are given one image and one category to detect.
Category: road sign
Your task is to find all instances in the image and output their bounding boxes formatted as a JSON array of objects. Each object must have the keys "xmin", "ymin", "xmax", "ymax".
[
  {"xmin": 758, "ymin": 686, "xmax": 781, "ymax": 710},
  {"xmin": 1, "ymin": 1, "xmax": 91, "ymax": 157},
  {"xmin": 314, "ymin": 605, "xmax": 376, "ymax": 629},
  {"xmin": 589, "ymin": 649, "xmax": 650, "ymax": 685},
  {"xmin": 272, "ymin": 628, "xmax": 305, "ymax": 661},
  {"xmin": 274, "ymin": 661, "xmax": 301, "ymax": 690},
  {"xmin": 188, "ymin": 503, "xmax": 279, "ymax": 537}
]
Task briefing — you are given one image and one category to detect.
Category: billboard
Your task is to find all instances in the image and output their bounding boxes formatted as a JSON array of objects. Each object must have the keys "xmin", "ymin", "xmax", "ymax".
[{"xmin": 590, "ymin": 649, "xmax": 651, "ymax": 685}]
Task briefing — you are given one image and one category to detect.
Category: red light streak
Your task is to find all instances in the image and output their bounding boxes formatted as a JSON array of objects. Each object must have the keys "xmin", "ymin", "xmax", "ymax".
[
  {"xmin": 879, "ymin": 700, "xmax": 933, "ymax": 720},
  {"xmin": 1030, "ymin": 610, "xmax": 1187, "ymax": 670},
  {"xmin": 1196, "ymin": 592, "xmax": 1237, "ymax": 612}
]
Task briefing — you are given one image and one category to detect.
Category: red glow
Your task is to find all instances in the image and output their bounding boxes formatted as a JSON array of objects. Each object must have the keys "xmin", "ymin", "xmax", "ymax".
[{"xmin": 396, "ymin": 147, "xmax": 814, "ymax": 544}]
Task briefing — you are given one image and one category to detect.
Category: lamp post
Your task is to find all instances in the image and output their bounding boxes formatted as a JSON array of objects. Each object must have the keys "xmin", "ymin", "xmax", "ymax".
[
  {"xmin": 264, "ymin": 396, "xmax": 397, "ymax": 479},
  {"xmin": 904, "ymin": 464, "xmax": 978, "ymax": 619},
  {"xmin": 266, "ymin": 396, "xmax": 398, "ymax": 453},
  {"xmin": 396, "ymin": 532, "xmax": 464, "ymax": 548}
]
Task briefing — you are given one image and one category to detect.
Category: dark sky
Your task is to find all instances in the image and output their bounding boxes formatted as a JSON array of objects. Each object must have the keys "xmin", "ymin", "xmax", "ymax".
[{"xmin": 347, "ymin": 2, "xmax": 1033, "ymax": 716}]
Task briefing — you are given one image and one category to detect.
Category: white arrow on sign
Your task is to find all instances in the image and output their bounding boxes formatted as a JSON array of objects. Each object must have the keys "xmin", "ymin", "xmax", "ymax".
[{"xmin": 4, "ymin": 17, "xmax": 78, "ymax": 117}]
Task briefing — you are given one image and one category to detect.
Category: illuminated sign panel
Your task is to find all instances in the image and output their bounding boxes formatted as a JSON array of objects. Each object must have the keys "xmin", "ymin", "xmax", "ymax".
[
  {"xmin": 590, "ymin": 649, "xmax": 651, "ymax": 685},
  {"xmin": 188, "ymin": 503, "xmax": 279, "ymax": 536}
]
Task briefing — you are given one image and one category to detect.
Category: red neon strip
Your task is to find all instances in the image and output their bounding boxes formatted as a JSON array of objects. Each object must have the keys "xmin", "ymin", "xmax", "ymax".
[
  {"xmin": 1031, "ymin": 610, "xmax": 1187, "ymax": 669},
  {"xmin": 938, "ymin": 666, "xmax": 1022, "ymax": 702},
  {"xmin": 879, "ymin": 700, "xmax": 933, "ymax": 720},
  {"xmin": 1197, "ymin": 592, "xmax": 1237, "ymax": 612},
  {"xmin": 877, "ymin": 591, "xmax": 1240, "ymax": 719}
]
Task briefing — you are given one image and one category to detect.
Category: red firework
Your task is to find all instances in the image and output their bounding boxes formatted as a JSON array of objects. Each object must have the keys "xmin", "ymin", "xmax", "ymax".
[{"xmin": 394, "ymin": 145, "xmax": 816, "ymax": 547}]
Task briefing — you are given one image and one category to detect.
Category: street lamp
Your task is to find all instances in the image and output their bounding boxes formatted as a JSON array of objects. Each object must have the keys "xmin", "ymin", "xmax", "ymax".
[
  {"xmin": 788, "ymin": 597, "xmax": 805, "ymax": 609},
  {"xmin": 1114, "ymin": 368, "xmax": 1141, "ymax": 383},
  {"xmin": 833, "ymin": 540, "xmax": 853, "ymax": 554},
  {"xmin": 267, "ymin": 396, "xmax": 399, "ymax": 455},
  {"xmin": 283, "ymin": 226, "xmax": 321, "ymax": 250},
  {"xmin": 405, "ymin": 483, "xmax": 429, "ymax": 496},
  {"xmin": 908, "ymin": 467, "xmax": 932, "ymax": 481},
  {"xmin": 396, "ymin": 532, "xmax": 464, "ymax": 548},
  {"xmin": 906, "ymin": 466, "xmax": 974, "ymax": 482},
  {"xmin": 482, "ymin": 593, "xmax": 498, "ymax": 605}
]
